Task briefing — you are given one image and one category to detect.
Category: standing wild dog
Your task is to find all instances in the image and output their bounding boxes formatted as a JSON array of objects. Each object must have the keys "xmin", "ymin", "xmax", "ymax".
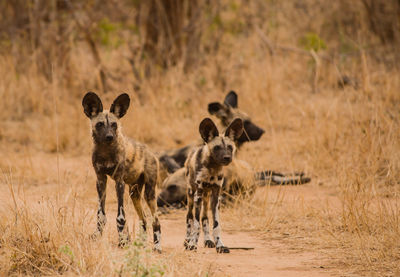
[
  {"xmin": 184, "ymin": 117, "xmax": 243, "ymax": 253},
  {"xmin": 82, "ymin": 92, "xmax": 161, "ymax": 251}
]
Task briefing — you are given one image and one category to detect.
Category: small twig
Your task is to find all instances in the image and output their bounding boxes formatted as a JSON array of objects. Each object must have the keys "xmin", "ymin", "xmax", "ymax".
[
  {"xmin": 228, "ymin": 247, "xmax": 255, "ymax": 250},
  {"xmin": 255, "ymin": 26, "xmax": 275, "ymax": 56},
  {"xmin": 310, "ymin": 49, "xmax": 320, "ymax": 93}
]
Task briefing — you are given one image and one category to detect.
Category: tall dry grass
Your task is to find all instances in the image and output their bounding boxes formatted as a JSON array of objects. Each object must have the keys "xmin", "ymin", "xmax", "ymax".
[
  {"xmin": 0, "ymin": 176, "xmax": 166, "ymax": 275},
  {"xmin": 1, "ymin": 0, "xmax": 400, "ymax": 275}
]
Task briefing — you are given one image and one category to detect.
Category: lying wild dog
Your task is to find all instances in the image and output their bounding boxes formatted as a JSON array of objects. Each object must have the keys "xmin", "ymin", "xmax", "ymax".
[
  {"xmin": 157, "ymin": 91, "xmax": 310, "ymax": 208},
  {"xmin": 82, "ymin": 92, "xmax": 161, "ymax": 251},
  {"xmin": 184, "ymin": 117, "xmax": 243, "ymax": 253},
  {"xmin": 158, "ymin": 162, "xmax": 310, "ymax": 208}
]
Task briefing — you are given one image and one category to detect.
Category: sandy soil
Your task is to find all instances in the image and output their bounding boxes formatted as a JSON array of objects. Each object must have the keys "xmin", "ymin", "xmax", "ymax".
[{"xmin": 159, "ymin": 209, "xmax": 332, "ymax": 277}]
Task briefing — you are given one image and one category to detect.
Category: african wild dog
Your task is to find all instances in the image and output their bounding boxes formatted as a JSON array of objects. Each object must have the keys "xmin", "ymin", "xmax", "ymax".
[
  {"xmin": 184, "ymin": 117, "xmax": 243, "ymax": 253},
  {"xmin": 82, "ymin": 92, "xmax": 161, "ymax": 251}
]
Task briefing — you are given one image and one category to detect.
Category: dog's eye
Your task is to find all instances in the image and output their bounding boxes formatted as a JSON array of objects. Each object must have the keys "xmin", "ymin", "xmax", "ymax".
[
  {"xmin": 111, "ymin": 122, "xmax": 117, "ymax": 129},
  {"xmin": 213, "ymin": 145, "xmax": 221, "ymax": 151},
  {"xmin": 227, "ymin": 145, "xmax": 233, "ymax": 151},
  {"xmin": 95, "ymin": 122, "xmax": 104, "ymax": 129}
]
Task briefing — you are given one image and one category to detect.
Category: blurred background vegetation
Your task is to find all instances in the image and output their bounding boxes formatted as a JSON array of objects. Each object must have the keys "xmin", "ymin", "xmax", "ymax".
[
  {"xmin": 1, "ymin": 0, "xmax": 399, "ymax": 153},
  {"xmin": 1, "ymin": 0, "xmax": 399, "ymax": 91}
]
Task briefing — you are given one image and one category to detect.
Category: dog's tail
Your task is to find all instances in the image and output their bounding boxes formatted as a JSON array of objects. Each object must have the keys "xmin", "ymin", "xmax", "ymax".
[
  {"xmin": 255, "ymin": 170, "xmax": 311, "ymax": 185},
  {"xmin": 155, "ymin": 156, "xmax": 161, "ymax": 188}
]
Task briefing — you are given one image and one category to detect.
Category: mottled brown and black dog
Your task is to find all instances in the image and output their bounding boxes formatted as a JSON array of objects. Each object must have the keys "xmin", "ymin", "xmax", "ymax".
[
  {"xmin": 82, "ymin": 92, "xmax": 161, "ymax": 251},
  {"xmin": 184, "ymin": 117, "xmax": 243, "ymax": 253}
]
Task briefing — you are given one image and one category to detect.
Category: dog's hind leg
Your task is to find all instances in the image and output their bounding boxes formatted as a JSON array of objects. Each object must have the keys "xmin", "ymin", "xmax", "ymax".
[
  {"xmin": 144, "ymin": 179, "xmax": 162, "ymax": 253},
  {"xmin": 129, "ymin": 182, "xmax": 147, "ymax": 232}
]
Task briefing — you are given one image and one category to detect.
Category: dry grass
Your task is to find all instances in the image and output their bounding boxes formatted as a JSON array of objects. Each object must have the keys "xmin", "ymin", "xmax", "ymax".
[{"xmin": 1, "ymin": 0, "xmax": 400, "ymax": 276}]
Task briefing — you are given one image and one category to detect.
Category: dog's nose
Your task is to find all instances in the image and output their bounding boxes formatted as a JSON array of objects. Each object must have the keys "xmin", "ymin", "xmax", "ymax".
[
  {"xmin": 223, "ymin": 156, "xmax": 231, "ymax": 163},
  {"xmin": 106, "ymin": 135, "xmax": 114, "ymax": 142}
]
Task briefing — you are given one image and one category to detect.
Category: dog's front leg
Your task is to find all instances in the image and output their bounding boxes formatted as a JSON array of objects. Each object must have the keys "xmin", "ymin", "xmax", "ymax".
[
  {"xmin": 115, "ymin": 180, "xmax": 129, "ymax": 247},
  {"xmin": 184, "ymin": 186, "xmax": 195, "ymax": 248},
  {"xmin": 92, "ymin": 173, "xmax": 107, "ymax": 239},
  {"xmin": 211, "ymin": 185, "xmax": 229, "ymax": 253},
  {"xmin": 188, "ymin": 182, "xmax": 203, "ymax": 250}
]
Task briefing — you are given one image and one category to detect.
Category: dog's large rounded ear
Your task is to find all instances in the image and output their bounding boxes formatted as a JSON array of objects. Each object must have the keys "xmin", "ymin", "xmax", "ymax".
[
  {"xmin": 199, "ymin": 118, "xmax": 219, "ymax": 143},
  {"xmin": 208, "ymin": 102, "xmax": 225, "ymax": 115},
  {"xmin": 225, "ymin": 118, "xmax": 243, "ymax": 141},
  {"xmin": 110, "ymin": 93, "xmax": 130, "ymax": 118},
  {"xmin": 224, "ymin": 90, "xmax": 238, "ymax": 108},
  {"xmin": 82, "ymin": 92, "xmax": 103, "ymax": 118}
]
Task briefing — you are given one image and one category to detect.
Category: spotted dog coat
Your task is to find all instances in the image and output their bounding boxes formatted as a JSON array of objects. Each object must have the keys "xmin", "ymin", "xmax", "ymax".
[
  {"xmin": 184, "ymin": 118, "xmax": 243, "ymax": 253},
  {"xmin": 82, "ymin": 92, "xmax": 161, "ymax": 251}
]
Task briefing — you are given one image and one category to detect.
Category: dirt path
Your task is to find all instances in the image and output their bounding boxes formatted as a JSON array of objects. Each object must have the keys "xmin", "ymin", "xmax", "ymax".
[
  {"xmin": 1, "ymin": 153, "xmax": 338, "ymax": 276},
  {"xmin": 159, "ymin": 210, "xmax": 331, "ymax": 277}
]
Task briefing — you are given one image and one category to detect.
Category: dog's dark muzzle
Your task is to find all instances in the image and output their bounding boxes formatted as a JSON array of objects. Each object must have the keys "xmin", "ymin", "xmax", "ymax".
[
  {"xmin": 240, "ymin": 121, "xmax": 265, "ymax": 142},
  {"xmin": 105, "ymin": 135, "xmax": 114, "ymax": 142},
  {"xmin": 222, "ymin": 156, "xmax": 232, "ymax": 165}
]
